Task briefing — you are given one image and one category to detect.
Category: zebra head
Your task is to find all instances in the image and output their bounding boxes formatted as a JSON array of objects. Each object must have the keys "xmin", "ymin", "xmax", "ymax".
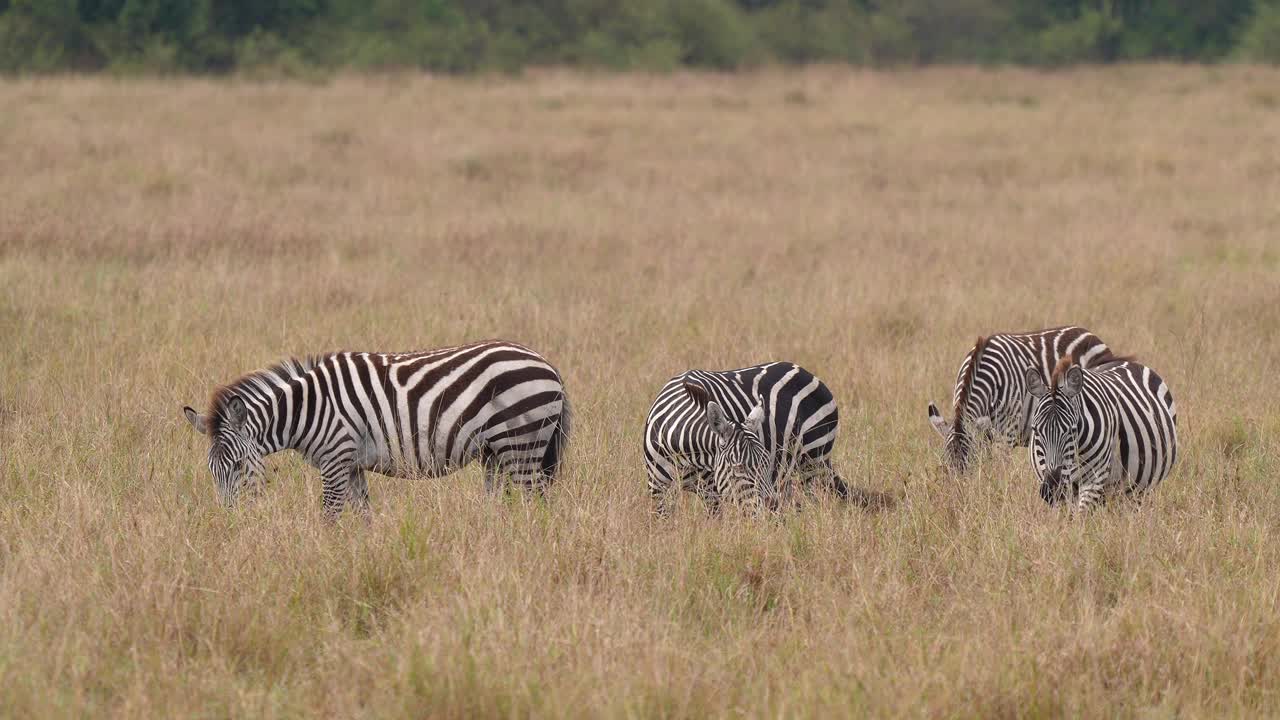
[
  {"xmin": 1025, "ymin": 364, "xmax": 1084, "ymax": 505},
  {"xmin": 705, "ymin": 399, "xmax": 777, "ymax": 511},
  {"xmin": 927, "ymin": 403, "xmax": 992, "ymax": 473},
  {"xmin": 183, "ymin": 395, "xmax": 266, "ymax": 507}
]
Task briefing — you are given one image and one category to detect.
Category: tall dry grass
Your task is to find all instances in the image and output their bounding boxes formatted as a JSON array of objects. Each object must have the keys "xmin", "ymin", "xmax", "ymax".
[{"xmin": 1, "ymin": 65, "xmax": 1279, "ymax": 718}]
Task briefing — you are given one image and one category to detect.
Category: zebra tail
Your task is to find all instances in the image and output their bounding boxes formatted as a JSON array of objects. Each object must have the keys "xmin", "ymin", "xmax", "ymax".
[
  {"xmin": 841, "ymin": 479, "xmax": 899, "ymax": 512},
  {"xmin": 540, "ymin": 392, "xmax": 572, "ymax": 481}
]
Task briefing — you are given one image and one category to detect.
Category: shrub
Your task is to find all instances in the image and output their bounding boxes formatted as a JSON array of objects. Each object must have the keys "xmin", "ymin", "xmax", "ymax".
[
  {"xmin": 629, "ymin": 37, "xmax": 684, "ymax": 71},
  {"xmin": 234, "ymin": 28, "xmax": 312, "ymax": 79},
  {"xmin": 1, "ymin": 0, "xmax": 1278, "ymax": 73},
  {"xmin": 570, "ymin": 0, "xmax": 685, "ymax": 72},
  {"xmin": 0, "ymin": 0, "xmax": 100, "ymax": 71},
  {"xmin": 1032, "ymin": 9, "xmax": 1124, "ymax": 66},
  {"xmin": 667, "ymin": 0, "xmax": 755, "ymax": 69},
  {"xmin": 1237, "ymin": 2, "xmax": 1280, "ymax": 62},
  {"xmin": 866, "ymin": 11, "xmax": 917, "ymax": 66},
  {"xmin": 753, "ymin": 1, "xmax": 871, "ymax": 64},
  {"xmin": 876, "ymin": 0, "xmax": 1015, "ymax": 64}
]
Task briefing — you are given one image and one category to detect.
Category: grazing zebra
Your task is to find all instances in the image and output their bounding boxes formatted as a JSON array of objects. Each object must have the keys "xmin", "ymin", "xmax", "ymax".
[
  {"xmin": 182, "ymin": 340, "xmax": 571, "ymax": 513},
  {"xmin": 927, "ymin": 326, "xmax": 1116, "ymax": 472},
  {"xmin": 643, "ymin": 362, "xmax": 846, "ymax": 515},
  {"xmin": 1025, "ymin": 358, "xmax": 1177, "ymax": 510}
]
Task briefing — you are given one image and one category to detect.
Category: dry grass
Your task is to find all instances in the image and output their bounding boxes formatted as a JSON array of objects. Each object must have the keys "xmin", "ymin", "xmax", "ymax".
[{"xmin": 2, "ymin": 64, "xmax": 1280, "ymax": 718}]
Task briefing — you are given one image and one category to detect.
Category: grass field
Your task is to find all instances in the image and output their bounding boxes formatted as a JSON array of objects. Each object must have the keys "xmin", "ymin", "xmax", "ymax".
[{"xmin": 2, "ymin": 64, "xmax": 1279, "ymax": 718}]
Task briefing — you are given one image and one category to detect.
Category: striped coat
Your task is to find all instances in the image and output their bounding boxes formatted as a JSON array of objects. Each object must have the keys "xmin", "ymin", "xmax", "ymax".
[
  {"xmin": 643, "ymin": 362, "xmax": 844, "ymax": 514},
  {"xmin": 928, "ymin": 326, "xmax": 1116, "ymax": 471},
  {"xmin": 183, "ymin": 340, "xmax": 571, "ymax": 512},
  {"xmin": 1026, "ymin": 358, "xmax": 1177, "ymax": 510}
]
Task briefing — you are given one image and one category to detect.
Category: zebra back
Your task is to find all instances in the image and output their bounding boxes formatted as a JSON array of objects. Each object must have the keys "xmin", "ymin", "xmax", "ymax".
[
  {"xmin": 955, "ymin": 327, "xmax": 1114, "ymax": 433},
  {"xmin": 950, "ymin": 326, "xmax": 1115, "ymax": 420}
]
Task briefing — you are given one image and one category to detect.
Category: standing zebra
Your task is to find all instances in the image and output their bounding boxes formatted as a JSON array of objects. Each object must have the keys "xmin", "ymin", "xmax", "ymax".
[
  {"xmin": 1025, "ymin": 358, "xmax": 1177, "ymax": 510},
  {"xmin": 182, "ymin": 340, "xmax": 571, "ymax": 513},
  {"xmin": 927, "ymin": 326, "xmax": 1116, "ymax": 472},
  {"xmin": 643, "ymin": 362, "xmax": 846, "ymax": 515}
]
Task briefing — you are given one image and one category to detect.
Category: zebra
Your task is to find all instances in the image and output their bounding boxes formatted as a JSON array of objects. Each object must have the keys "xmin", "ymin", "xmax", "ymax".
[
  {"xmin": 1025, "ymin": 357, "xmax": 1177, "ymax": 510},
  {"xmin": 926, "ymin": 326, "xmax": 1116, "ymax": 472},
  {"xmin": 182, "ymin": 340, "xmax": 571, "ymax": 513},
  {"xmin": 643, "ymin": 362, "xmax": 846, "ymax": 515}
]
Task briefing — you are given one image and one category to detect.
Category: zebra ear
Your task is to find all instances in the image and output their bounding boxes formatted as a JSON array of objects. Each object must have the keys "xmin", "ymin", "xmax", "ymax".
[
  {"xmin": 705, "ymin": 401, "xmax": 731, "ymax": 439},
  {"xmin": 927, "ymin": 403, "xmax": 950, "ymax": 437},
  {"xmin": 1025, "ymin": 368, "xmax": 1049, "ymax": 399},
  {"xmin": 744, "ymin": 403, "xmax": 765, "ymax": 437},
  {"xmin": 183, "ymin": 406, "xmax": 208, "ymax": 435},
  {"xmin": 225, "ymin": 396, "xmax": 249, "ymax": 430},
  {"xmin": 1061, "ymin": 366, "xmax": 1084, "ymax": 397}
]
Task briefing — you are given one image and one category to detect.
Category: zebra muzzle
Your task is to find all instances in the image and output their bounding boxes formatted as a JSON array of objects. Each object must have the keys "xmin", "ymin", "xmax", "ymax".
[{"xmin": 1040, "ymin": 469, "xmax": 1066, "ymax": 505}]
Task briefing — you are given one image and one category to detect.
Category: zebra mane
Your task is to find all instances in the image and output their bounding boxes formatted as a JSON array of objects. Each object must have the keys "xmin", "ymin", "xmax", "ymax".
[
  {"xmin": 1088, "ymin": 345, "xmax": 1119, "ymax": 366},
  {"xmin": 952, "ymin": 336, "xmax": 987, "ymax": 432},
  {"xmin": 1049, "ymin": 356, "xmax": 1076, "ymax": 391},
  {"xmin": 1054, "ymin": 353, "xmax": 1138, "ymax": 389},
  {"xmin": 204, "ymin": 355, "xmax": 327, "ymax": 436},
  {"xmin": 682, "ymin": 376, "xmax": 712, "ymax": 411}
]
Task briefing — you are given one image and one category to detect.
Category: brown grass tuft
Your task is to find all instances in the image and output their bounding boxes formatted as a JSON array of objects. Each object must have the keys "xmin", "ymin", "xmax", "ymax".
[{"xmin": 2, "ymin": 65, "xmax": 1280, "ymax": 717}]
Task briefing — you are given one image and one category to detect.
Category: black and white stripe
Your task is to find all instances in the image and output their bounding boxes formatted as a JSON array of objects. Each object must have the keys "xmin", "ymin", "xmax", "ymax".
[
  {"xmin": 643, "ymin": 362, "xmax": 844, "ymax": 515},
  {"xmin": 183, "ymin": 340, "xmax": 571, "ymax": 512},
  {"xmin": 927, "ymin": 326, "xmax": 1115, "ymax": 472},
  {"xmin": 1025, "ymin": 360, "xmax": 1177, "ymax": 510}
]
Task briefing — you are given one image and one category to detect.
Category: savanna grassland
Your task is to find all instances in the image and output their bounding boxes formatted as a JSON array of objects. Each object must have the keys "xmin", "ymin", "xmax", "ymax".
[{"xmin": 2, "ymin": 65, "xmax": 1279, "ymax": 718}]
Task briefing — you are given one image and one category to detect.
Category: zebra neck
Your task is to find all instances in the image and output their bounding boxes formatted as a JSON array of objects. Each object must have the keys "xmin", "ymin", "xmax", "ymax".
[
  {"xmin": 243, "ymin": 373, "xmax": 314, "ymax": 458},
  {"xmin": 996, "ymin": 342, "xmax": 1040, "ymax": 414},
  {"xmin": 269, "ymin": 373, "xmax": 325, "ymax": 457},
  {"xmin": 248, "ymin": 418, "xmax": 282, "ymax": 457},
  {"xmin": 961, "ymin": 342, "xmax": 1037, "ymax": 433},
  {"xmin": 246, "ymin": 395, "xmax": 288, "ymax": 458}
]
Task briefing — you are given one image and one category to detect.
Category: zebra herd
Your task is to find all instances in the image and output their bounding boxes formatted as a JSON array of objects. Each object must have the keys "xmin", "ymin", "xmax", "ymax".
[
  {"xmin": 182, "ymin": 328, "xmax": 1178, "ymax": 516},
  {"xmin": 924, "ymin": 326, "xmax": 1177, "ymax": 510}
]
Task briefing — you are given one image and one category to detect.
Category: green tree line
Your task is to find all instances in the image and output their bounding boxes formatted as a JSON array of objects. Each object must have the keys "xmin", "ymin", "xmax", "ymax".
[{"xmin": 2, "ymin": 0, "xmax": 1280, "ymax": 74}]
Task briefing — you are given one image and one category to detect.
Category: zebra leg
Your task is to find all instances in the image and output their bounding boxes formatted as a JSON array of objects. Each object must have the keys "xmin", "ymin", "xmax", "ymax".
[
  {"xmin": 519, "ymin": 472, "xmax": 549, "ymax": 499},
  {"xmin": 828, "ymin": 471, "xmax": 851, "ymax": 501},
  {"xmin": 318, "ymin": 440, "xmax": 358, "ymax": 517},
  {"xmin": 515, "ymin": 456, "xmax": 549, "ymax": 499},
  {"xmin": 652, "ymin": 486, "xmax": 675, "ymax": 518},
  {"xmin": 797, "ymin": 456, "xmax": 848, "ymax": 503},
  {"xmin": 651, "ymin": 486, "xmax": 673, "ymax": 517},
  {"xmin": 496, "ymin": 447, "xmax": 548, "ymax": 500},
  {"xmin": 1077, "ymin": 478, "xmax": 1102, "ymax": 511},
  {"xmin": 483, "ymin": 455, "xmax": 506, "ymax": 496},
  {"xmin": 696, "ymin": 472, "xmax": 722, "ymax": 516},
  {"xmin": 1077, "ymin": 444, "xmax": 1119, "ymax": 512},
  {"xmin": 1076, "ymin": 467, "xmax": 1108, "ymax": 512},
  {"xmin": 646, "ymin": 458, "xmax": 681, "ymax": 517},
  {"xmin": 320, "ymin": 464, "xmax": 352, "ymax": 517},
  {"xmin": 347, "ymin": 467, "xmax": 371, "ymax": 512}
]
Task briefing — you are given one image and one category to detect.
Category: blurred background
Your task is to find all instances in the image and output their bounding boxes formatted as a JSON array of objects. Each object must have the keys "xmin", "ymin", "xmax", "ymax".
[{"xmin": 3, "ymin": 0, "xmax": 1280, "ymax": 75}]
